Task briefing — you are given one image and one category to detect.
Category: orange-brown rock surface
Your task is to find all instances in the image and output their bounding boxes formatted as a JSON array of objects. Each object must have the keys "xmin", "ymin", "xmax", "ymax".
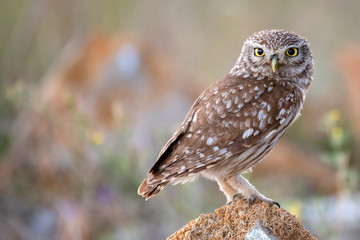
[{"xmin": 168, "ymin": 198, "xmax": 317, "ymax": 240}]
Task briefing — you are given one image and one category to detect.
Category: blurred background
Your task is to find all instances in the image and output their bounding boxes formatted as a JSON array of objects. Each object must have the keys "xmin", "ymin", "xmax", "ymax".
[{"xmin": 1, "ymin": 0, "xmax": 360, "ymax": 239}]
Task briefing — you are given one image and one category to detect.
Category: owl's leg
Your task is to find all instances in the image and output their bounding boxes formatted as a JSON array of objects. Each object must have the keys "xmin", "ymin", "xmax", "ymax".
[
  {"xmin": 216, "ymin": 177, "xmax": 238, "ymax": 203},
  {"xmin": 227, "ymin": 174, "xmax": 280, "ymax": 207}
]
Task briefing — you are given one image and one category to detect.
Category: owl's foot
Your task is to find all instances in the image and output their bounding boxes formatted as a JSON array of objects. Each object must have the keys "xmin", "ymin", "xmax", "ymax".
[
  {"xmin": 231, "ymin": 193, "xmax": 280, "ymax": 208},
  {"xmin": 227, "ymin": 175, "xmax": 280, "ymax": 208},
  {"xmin": 247, "ymin": 194, "xmax": 280, "ymax": 208}
]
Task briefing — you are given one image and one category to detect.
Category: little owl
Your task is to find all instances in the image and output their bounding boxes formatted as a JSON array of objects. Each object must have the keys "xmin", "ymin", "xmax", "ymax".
[{"xmin": 138, "ymin": 29, "xmax": 313, "ymax": 207}]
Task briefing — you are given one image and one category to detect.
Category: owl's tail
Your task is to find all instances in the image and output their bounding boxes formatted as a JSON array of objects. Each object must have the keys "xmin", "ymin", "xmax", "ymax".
[{"xmin": 138, "ymin": 174, "xmax": 169, "ymax": 200}]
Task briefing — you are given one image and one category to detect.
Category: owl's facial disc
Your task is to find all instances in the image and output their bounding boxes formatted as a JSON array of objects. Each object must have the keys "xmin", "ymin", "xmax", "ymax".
[
  {"xmin": 231, "ymin": 30, "xmax": 313, "ymax": 80},
  {"xmin": 246, "ymin": 42, "xmax": 307, "ymax": 78}
]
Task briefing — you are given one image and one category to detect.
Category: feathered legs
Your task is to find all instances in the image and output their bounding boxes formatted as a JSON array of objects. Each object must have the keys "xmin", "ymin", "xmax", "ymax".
[{"xmin": 216, "ymin": 174, "xmax": 280, "ymax": 207}]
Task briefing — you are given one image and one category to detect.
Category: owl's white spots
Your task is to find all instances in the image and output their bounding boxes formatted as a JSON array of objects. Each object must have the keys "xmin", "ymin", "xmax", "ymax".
[
  {"xmin": 201, "ymin": 135, "xmax": 205, "ymax": 141},
  {"xmin": 184, "ymin": 147, "xmax": 192, "ymax": 155},
  {"xmin": 213, "ymin": 146, "xmax": 220, "ymax": 151},
  {"xmin": 206, "ymin": 137, "xmax": 217, "ymax": 146},
  {"xmin": 286, "ymin": 93, "xmax": 295, "ymax": 102},
  {"xmin": 199, "ymin": 153, "xmax": 205, "ymax": 158},
  {"xmin": 257, "ymin": 88, "xmax": 265, "ymax": 96},
  {"xmin": 196, "ymin": 163, "xmax": 205, "ymax": 168},
  {"xmin": 258, "ymin": 110, "xmax": 267, "ymax": 121},
  {"xmin": 260, "ymin": 101, "xmax": 267, "ymax": 108},
  {"xmin": 221, "ymin": 92, "xmax": 228, "ymax": 98},
  {"xmin": 237, "ymin": 103, "xmax": 244, "ymax": 109},
  {"xmin": 268, "ymin": 86, "xmax": 273, "ymax": 92},
  {"xmin": 220, "ymin": 113, "xmax": 227, "ymax": 118},
  {"xmin": 213, "ymin": 89, "xmax": 219, "ymax": 95},
  {"xmin": 216, "ymin": 106, "xmax": 224, "ymax": 115},
  {"xmin": 215, "ymin": 98, "xmax": 221, "ymax": 104},
  {"xmin": 265, "ymin": 129, "xmax": 277, "ymax": 139},
  {"xmin": 178, "ymin": 165, "xmax": 186, "ymax": 173},
  {"xmin": 225, "ymin": 152, "xmax": 233, "ymax": 158},
  {"xmin": 234, "ymin": 96, "xmax": 240, "ymax": 104},
  {"xmin": 276, "ymin": 108, "xmax": 286, "ymax": 120},
  {"xmin": 226, "ymin": 100, "xmax": 232, "ymax": 109},
  {"xmin": 259, "ymin": 119, "xmax": 266, "ymax": 130},
  {"xmin": 206, "ymin": 102, "xmax": 210, "ymax": 109},
  {"xmin": 231, "ymin": 89, "xmax": 236, "ymax": 94},
  {"xmin": 238, "ymin": 85, "xmax": 244, "ymax": 90},
  {"xmin": 243, "ymin": 128, "xmax": 254, "ymax": 139},
  {"xmin": 187, "ymin": 133, "xmax": 192, "ymax": 138},
  {"xmin": 267, "ymin": 104, "xmax": 271, "ymax": 112},
  {"xmin": 219, "ymin": 148, "xmax": 228, "ymax": 155},
  {"xmin": 228, "ymin": 141, "xmax": 234, "ymax": 145},
  {"xmin": 254, "ymin": 86, "xmax": 259, "ymax": 91},
  {"xmin": 197, "ymin": 130, "xmax": 202, "ymax": 134},
  {"xmin": 213, "ymin": 156, "xmax": 222, "ymax": 162},
  {"xmin": 253, "ymin": 130, "xmax": 259, "ymax": 136},
  {"xmin": 279, "ymin": 118, "xmax": 286, "ymax": 125}
]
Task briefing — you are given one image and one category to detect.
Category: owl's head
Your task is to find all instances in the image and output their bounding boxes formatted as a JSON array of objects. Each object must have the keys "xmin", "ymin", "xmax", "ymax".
[{"xmin": 234, "ymin": 29, "xmax": 313, "ymax": 82}]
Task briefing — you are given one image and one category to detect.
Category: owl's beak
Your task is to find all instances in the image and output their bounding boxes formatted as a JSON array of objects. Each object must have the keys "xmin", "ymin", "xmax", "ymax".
[{"xmin": 270, "ymin": 56, "xmax": 279, "ymax": 73}]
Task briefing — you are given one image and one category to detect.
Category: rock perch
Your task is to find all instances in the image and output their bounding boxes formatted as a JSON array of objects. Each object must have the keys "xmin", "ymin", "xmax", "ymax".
[{"xmin": 167, "ymin": 199, "xmax": 317, "ymax": 240}]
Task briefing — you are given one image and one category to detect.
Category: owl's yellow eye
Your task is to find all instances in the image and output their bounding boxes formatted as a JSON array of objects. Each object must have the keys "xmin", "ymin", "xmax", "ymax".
[
  {"xmin": 286, "ymin": 48, "xmax": 298, "ymax": 57},
  {"xmin": 254, "ymin": 48, "xmax": 264, "ymax": 57}
]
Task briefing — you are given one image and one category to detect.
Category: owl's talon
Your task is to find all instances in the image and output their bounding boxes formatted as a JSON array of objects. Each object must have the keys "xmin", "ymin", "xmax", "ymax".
[
  {"xmin": 248, "ymin": 196, "xmax": 255, "ymax": 207},
  {"xmin": 273, "ymin": 201, "xmax": 281, "ymax": 208},
  {"xmin": 232, "ymin": 193, "xmax": 244, "ymax": 201}
]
